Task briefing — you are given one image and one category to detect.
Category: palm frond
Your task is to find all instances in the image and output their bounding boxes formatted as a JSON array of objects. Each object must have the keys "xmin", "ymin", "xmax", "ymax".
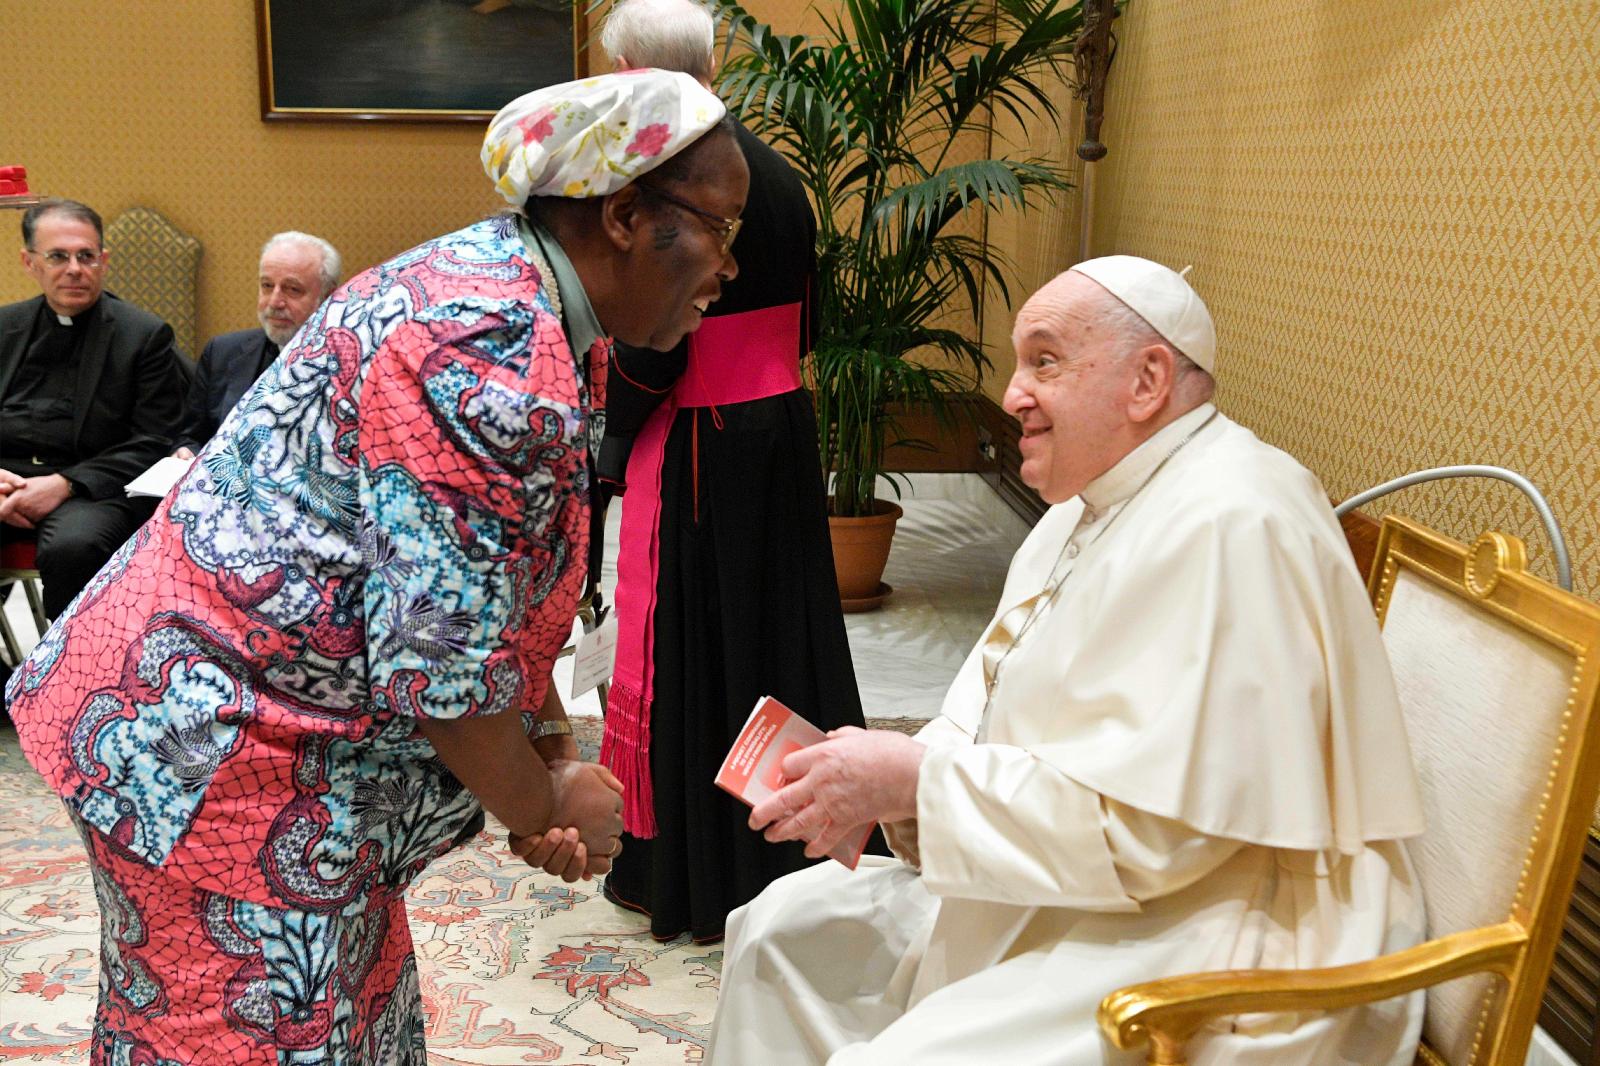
[
  {"xmin": 710, "ymin": 0, "xmax": 1080, "ymax": 514},
  {"xmin": 870, "ymin": 158, "xmax": 1072, "ymax": 236}
]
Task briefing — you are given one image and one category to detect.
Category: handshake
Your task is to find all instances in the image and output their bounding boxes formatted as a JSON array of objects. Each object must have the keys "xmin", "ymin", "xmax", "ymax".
[{"xmin": 507, "ymin": 759, "xmax": 625, "ymax": 884}]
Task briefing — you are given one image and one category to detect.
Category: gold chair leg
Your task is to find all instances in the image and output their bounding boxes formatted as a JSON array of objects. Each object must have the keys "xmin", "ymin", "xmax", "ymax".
[{"xmin": 1150, "ymin": 1034, "xmax": 1189, "ymax": 1066}]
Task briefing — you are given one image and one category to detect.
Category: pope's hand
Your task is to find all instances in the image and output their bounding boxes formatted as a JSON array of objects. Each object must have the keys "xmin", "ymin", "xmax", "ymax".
[
  {"xmin": 548, "ymin": 760, "xmax": 624, "ymax": 877},
  {"xmin": 750, "ymin": 726, "xmax": 925, "ymax": 859}
]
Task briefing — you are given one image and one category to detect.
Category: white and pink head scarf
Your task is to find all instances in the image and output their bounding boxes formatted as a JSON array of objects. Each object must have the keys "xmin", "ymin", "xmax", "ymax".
[{"xmin": 482, "ymin": 69, "xmax": 726, "ymax": 205}]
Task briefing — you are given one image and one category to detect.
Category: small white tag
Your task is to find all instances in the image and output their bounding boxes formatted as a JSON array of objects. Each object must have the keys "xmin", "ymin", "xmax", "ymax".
[{"xmin": 570, "ymin": 614, "xmax": 618, "ymax": 698}]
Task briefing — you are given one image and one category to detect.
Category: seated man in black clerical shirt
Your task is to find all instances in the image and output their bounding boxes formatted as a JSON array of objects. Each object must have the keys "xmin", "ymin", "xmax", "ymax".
[
  {"xmin": 0, "ymin": 198, "xmax": 186, "ymax": 619},
  {"xmin": 171, "ymin": 230, "xmax": 341, "ymax": 458}
]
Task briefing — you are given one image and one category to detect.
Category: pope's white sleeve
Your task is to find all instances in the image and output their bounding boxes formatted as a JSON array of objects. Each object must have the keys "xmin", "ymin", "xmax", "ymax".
[
  {"xmin": 915, "ymin": 743, "xmax": 1241, "ymax": 909},
  {"xmin": 882, "ymin": 714, "xmax": 976, "ymax": 865}
]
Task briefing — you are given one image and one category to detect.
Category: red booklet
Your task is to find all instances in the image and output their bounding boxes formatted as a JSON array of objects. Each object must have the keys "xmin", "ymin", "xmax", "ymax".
[{"xmin": 715, "ymin": 695, "xmax": 873, "ymax": 870}]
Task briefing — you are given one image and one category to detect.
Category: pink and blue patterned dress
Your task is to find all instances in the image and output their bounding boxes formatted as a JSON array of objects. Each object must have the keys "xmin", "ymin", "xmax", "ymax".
[{"xmin": 6, "ymin": 216, "xmax": 607, "ymax": 1065}]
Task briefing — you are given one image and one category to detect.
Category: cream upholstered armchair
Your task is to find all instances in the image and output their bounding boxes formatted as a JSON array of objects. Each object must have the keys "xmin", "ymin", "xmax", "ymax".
[
  {"xmin": 1098, "ymin": 516, "xmax": 1600, "ymax": 1066},
  {"xmin": 103, "ymin": 207, "xmax": 203, "ymax": 360}
]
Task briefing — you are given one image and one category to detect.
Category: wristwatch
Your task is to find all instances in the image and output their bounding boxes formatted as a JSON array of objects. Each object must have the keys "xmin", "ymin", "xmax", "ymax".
[{"xmin": 531, "ymin": 718, "xmax": 574, "ymax": 740}]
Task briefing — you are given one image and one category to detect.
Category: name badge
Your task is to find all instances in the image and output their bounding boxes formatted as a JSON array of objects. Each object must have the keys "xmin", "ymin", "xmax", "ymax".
[{"xmin": 570, "ymin": 614, "xmax": 618, "ymax": 698}]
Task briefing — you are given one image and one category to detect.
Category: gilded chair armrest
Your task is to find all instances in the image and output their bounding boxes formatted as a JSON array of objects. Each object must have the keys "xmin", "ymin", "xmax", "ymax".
[{"xmin": 1097, "ymin": 921, "xmax": 1525, "ymax": 1061}]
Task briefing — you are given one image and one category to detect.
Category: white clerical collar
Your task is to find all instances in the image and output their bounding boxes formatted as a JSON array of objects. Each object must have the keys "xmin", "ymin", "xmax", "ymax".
[{"xmin": 1080, "ymin": 402, "xmax": 1217, "ymax": 513}]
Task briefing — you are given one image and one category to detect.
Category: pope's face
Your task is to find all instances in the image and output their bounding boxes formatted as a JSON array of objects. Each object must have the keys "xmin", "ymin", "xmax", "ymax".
[
  {"xmin": 618, "ymin": 131, "xmax": 748, "ymax": 351},
  {"xmin": 21, "ymin": 213, "xmax": 106, "ymax": 317},
  {"xmin": 1003, "ymin": 273, "xmax": 1140, "ymax": 505},
  {"xmin": 257, "ymin": 242, "xmax": 326, "ymax": 346}
]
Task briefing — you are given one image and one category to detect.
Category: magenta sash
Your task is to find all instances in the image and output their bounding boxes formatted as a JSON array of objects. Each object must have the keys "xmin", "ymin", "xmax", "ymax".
[{"xmin": 602, "ymin": 303, "xmax": 804, "ymax": 837}]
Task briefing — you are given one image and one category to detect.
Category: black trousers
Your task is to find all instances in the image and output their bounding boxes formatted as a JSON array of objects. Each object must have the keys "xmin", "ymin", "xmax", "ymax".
[{"xmin": 2, "ymin": 495, "xmax": 157, "ymax": 618}]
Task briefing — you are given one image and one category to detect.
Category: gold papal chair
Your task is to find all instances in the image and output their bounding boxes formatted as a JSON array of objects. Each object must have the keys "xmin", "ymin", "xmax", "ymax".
[{"xmin": 1098, "ymin": 516, "xmax": 1600, "ymax": 1066}]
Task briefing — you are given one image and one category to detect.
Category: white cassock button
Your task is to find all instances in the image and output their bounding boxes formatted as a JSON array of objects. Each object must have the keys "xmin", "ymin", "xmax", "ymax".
[{"xmin": 1065, "ymin": 543, "xmax": 1080, "ymax": 559}]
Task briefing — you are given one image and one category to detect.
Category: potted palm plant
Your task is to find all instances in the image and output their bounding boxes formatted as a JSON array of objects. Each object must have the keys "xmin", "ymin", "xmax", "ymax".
[{"xmin": 714, "ymin": 0, "xmax": 1082, "ymax": 607}]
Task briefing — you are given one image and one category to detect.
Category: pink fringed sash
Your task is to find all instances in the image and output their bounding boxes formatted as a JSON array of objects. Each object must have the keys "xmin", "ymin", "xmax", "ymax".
[{"xmin": 602, "ymin": 303, "xmax": 804, "ymax": 837}]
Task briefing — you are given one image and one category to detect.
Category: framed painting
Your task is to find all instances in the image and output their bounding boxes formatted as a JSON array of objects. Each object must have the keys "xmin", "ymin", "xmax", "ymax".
[{"xmin": 256, "ymin": 0, "xmax": 590, "ymax": 123}]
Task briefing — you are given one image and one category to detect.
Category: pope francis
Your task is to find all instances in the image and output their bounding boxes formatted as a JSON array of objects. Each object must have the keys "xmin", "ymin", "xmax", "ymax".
[{"xmin": 703, "ymin": 257, "xmax": 1428, "ymax": 1064}]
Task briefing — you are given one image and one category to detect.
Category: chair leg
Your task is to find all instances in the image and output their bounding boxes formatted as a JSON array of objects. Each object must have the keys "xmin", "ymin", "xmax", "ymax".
[
  {"xmin": 0, "ymin": 595, "xmax": 21, "ymax": 666},
  {"xmin": 22, "ymin": 578, "xmax": 47, "ymax": 634}
]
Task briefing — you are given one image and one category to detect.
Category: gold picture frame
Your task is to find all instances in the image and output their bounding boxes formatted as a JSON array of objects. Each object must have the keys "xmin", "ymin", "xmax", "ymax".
[{"xmin": 256, "ymin": 0, "xmax": 590, "ymax": 123}]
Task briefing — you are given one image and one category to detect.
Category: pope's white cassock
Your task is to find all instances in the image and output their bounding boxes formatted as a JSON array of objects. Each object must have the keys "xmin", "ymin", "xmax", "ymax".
[{"xmin": 707, "ymin": 402, "xmax": 1429, "ymax": 1065}]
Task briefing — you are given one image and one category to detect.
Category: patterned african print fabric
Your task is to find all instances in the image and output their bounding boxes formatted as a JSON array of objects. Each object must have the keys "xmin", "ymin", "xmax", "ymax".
[
  {"xmin": 73, "ymin": 812, "xmax": 423, "ymax": 1066},
  {"xmin": 6, "ymin": 214, "xmax": 606, "ymax": 912}
]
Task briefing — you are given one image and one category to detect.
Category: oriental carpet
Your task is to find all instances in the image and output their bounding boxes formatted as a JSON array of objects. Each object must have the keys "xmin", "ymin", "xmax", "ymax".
[
  {"xmin": 0, "ymin": 718, "xmax": 926, "ymax": 1065},
  {"xmin": 0, "ymin": 724, "xmax": 719, "ymax": 1066}
]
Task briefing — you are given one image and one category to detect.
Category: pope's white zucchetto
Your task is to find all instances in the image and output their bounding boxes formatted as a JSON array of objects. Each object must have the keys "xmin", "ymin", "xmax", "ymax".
[
  {"xmin": 1070, "ymin": 255, "xmax": 1217, "ymax": 374},
  {"xmin": 482, "ymin": 69, "xmax": 727, "ymax": 206}
]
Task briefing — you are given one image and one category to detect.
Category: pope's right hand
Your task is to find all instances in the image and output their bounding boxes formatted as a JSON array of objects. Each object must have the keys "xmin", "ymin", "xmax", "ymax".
[{"xmin": 548, "ymin": 760, "xmax": 625, "ymax": 877}]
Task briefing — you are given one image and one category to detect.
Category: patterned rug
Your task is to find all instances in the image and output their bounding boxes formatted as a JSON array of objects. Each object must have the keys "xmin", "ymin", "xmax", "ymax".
[
  {"xmin": 0, "ymin": 725, "xmax": 719, "ymax": 1065},
  {"xmin": 0, "ymin": 712, "xmax": 929, "ymax": 1063}
]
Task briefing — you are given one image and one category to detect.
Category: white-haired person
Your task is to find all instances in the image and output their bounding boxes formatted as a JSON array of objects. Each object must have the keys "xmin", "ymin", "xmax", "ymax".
[
  {"xmin": 172, "ymin": 230, "xmax": 343, "ymax": 458},
  {"xmin": 706, "ymin": 258, "xmax": 1428, "ymax": 1065},
  {"xmin": 595, "ymin": 0, "xmax": 871, "ymax": 945},
  {"xmin": 6, "ymin": 70, "xmax": 746, "ymax": 1065}
]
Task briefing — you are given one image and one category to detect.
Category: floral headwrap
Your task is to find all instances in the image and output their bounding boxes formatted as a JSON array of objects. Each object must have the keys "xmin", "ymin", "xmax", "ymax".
[{"xmin": 482, "ymin": 69, "xmax": 727, "ymax": 205}]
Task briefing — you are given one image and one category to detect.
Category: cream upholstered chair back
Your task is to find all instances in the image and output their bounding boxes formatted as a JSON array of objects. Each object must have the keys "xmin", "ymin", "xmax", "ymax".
[
  {"xmin": 1371, "ymin": 518, "xmax": 1600, "ymax": 1065},
  {"xmin": 103, "ymin": 207, "xmax": 202, "ymax": 360}
]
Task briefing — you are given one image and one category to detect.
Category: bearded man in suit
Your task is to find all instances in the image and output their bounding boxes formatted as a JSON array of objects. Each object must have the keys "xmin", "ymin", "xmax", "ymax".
[{"xmin": 171, "ymin": 231, "xmax": 341, "ymax": 458}]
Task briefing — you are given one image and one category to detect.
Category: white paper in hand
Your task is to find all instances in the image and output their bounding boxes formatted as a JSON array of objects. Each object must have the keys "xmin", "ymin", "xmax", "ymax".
[
  {"xmin": 570, "ymin": 614, "xmax": 618, "ymax": 698},
  {"xmin": 125, "ymin": 455, "xmax": 194, "ymax": 499}
]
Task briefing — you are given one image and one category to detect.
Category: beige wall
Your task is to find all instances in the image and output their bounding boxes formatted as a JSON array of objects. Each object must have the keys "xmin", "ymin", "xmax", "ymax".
[
  {"xmin": 985, "ymin": 0, "xmax": 1600, "ymax": 594},
  {"xmin": 0, "ymin": 0, "xmax": 815, "ymax": 346}
]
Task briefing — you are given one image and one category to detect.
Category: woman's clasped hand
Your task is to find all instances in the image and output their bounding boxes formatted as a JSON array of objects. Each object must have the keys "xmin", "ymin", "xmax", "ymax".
[{"xmin": 510, "ymin": 761, "xmax": 626, "ymax": 882}]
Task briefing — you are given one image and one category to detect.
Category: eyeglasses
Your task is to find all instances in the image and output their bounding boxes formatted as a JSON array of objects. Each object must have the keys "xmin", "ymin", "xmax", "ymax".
[
  {"xmin": 638, "ymin": 183, "xmax": 742, "ymax": 256},
  {"xmin": 30, "ymin": 249, "xmax": 104, "ymax": 269}
]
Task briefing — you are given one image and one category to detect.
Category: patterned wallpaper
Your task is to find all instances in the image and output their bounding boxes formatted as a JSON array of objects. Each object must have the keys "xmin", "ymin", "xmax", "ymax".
[
  {"xmin": 0, "ymin": 3, "xmax": 505, "ymax": 346},
  {"xmin": 1079, "ymin": 0, "xmax": 1600, "ymax": 595}
]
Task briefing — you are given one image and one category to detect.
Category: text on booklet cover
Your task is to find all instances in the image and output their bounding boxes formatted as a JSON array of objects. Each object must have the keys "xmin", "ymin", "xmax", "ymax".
[{"xmin": 715, "ymin": 696, "xmax": 872, "ymax": 869}]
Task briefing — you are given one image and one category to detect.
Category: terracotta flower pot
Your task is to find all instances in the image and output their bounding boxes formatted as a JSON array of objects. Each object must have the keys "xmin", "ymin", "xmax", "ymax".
[{"xmin": 828, "ymin": 500, "xmax": 902, "ymax": 612}]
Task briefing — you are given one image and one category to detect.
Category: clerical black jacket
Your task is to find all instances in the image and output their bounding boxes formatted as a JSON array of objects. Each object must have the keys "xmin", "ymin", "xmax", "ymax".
[{"xmin": 0, "ymin": 293, "xmax": 186, "ymax": 499}]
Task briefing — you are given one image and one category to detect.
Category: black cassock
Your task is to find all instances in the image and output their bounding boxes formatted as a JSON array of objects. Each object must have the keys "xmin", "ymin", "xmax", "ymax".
[{"xmin": 598, "ymin": 122, "xmax": 871, "ymax": 942}]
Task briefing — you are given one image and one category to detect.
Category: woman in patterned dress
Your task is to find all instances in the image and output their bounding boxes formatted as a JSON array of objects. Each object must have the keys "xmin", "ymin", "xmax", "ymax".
[{"xmin": 4, "ymin": 70, "xmax": 748, "ymax": 1065}]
